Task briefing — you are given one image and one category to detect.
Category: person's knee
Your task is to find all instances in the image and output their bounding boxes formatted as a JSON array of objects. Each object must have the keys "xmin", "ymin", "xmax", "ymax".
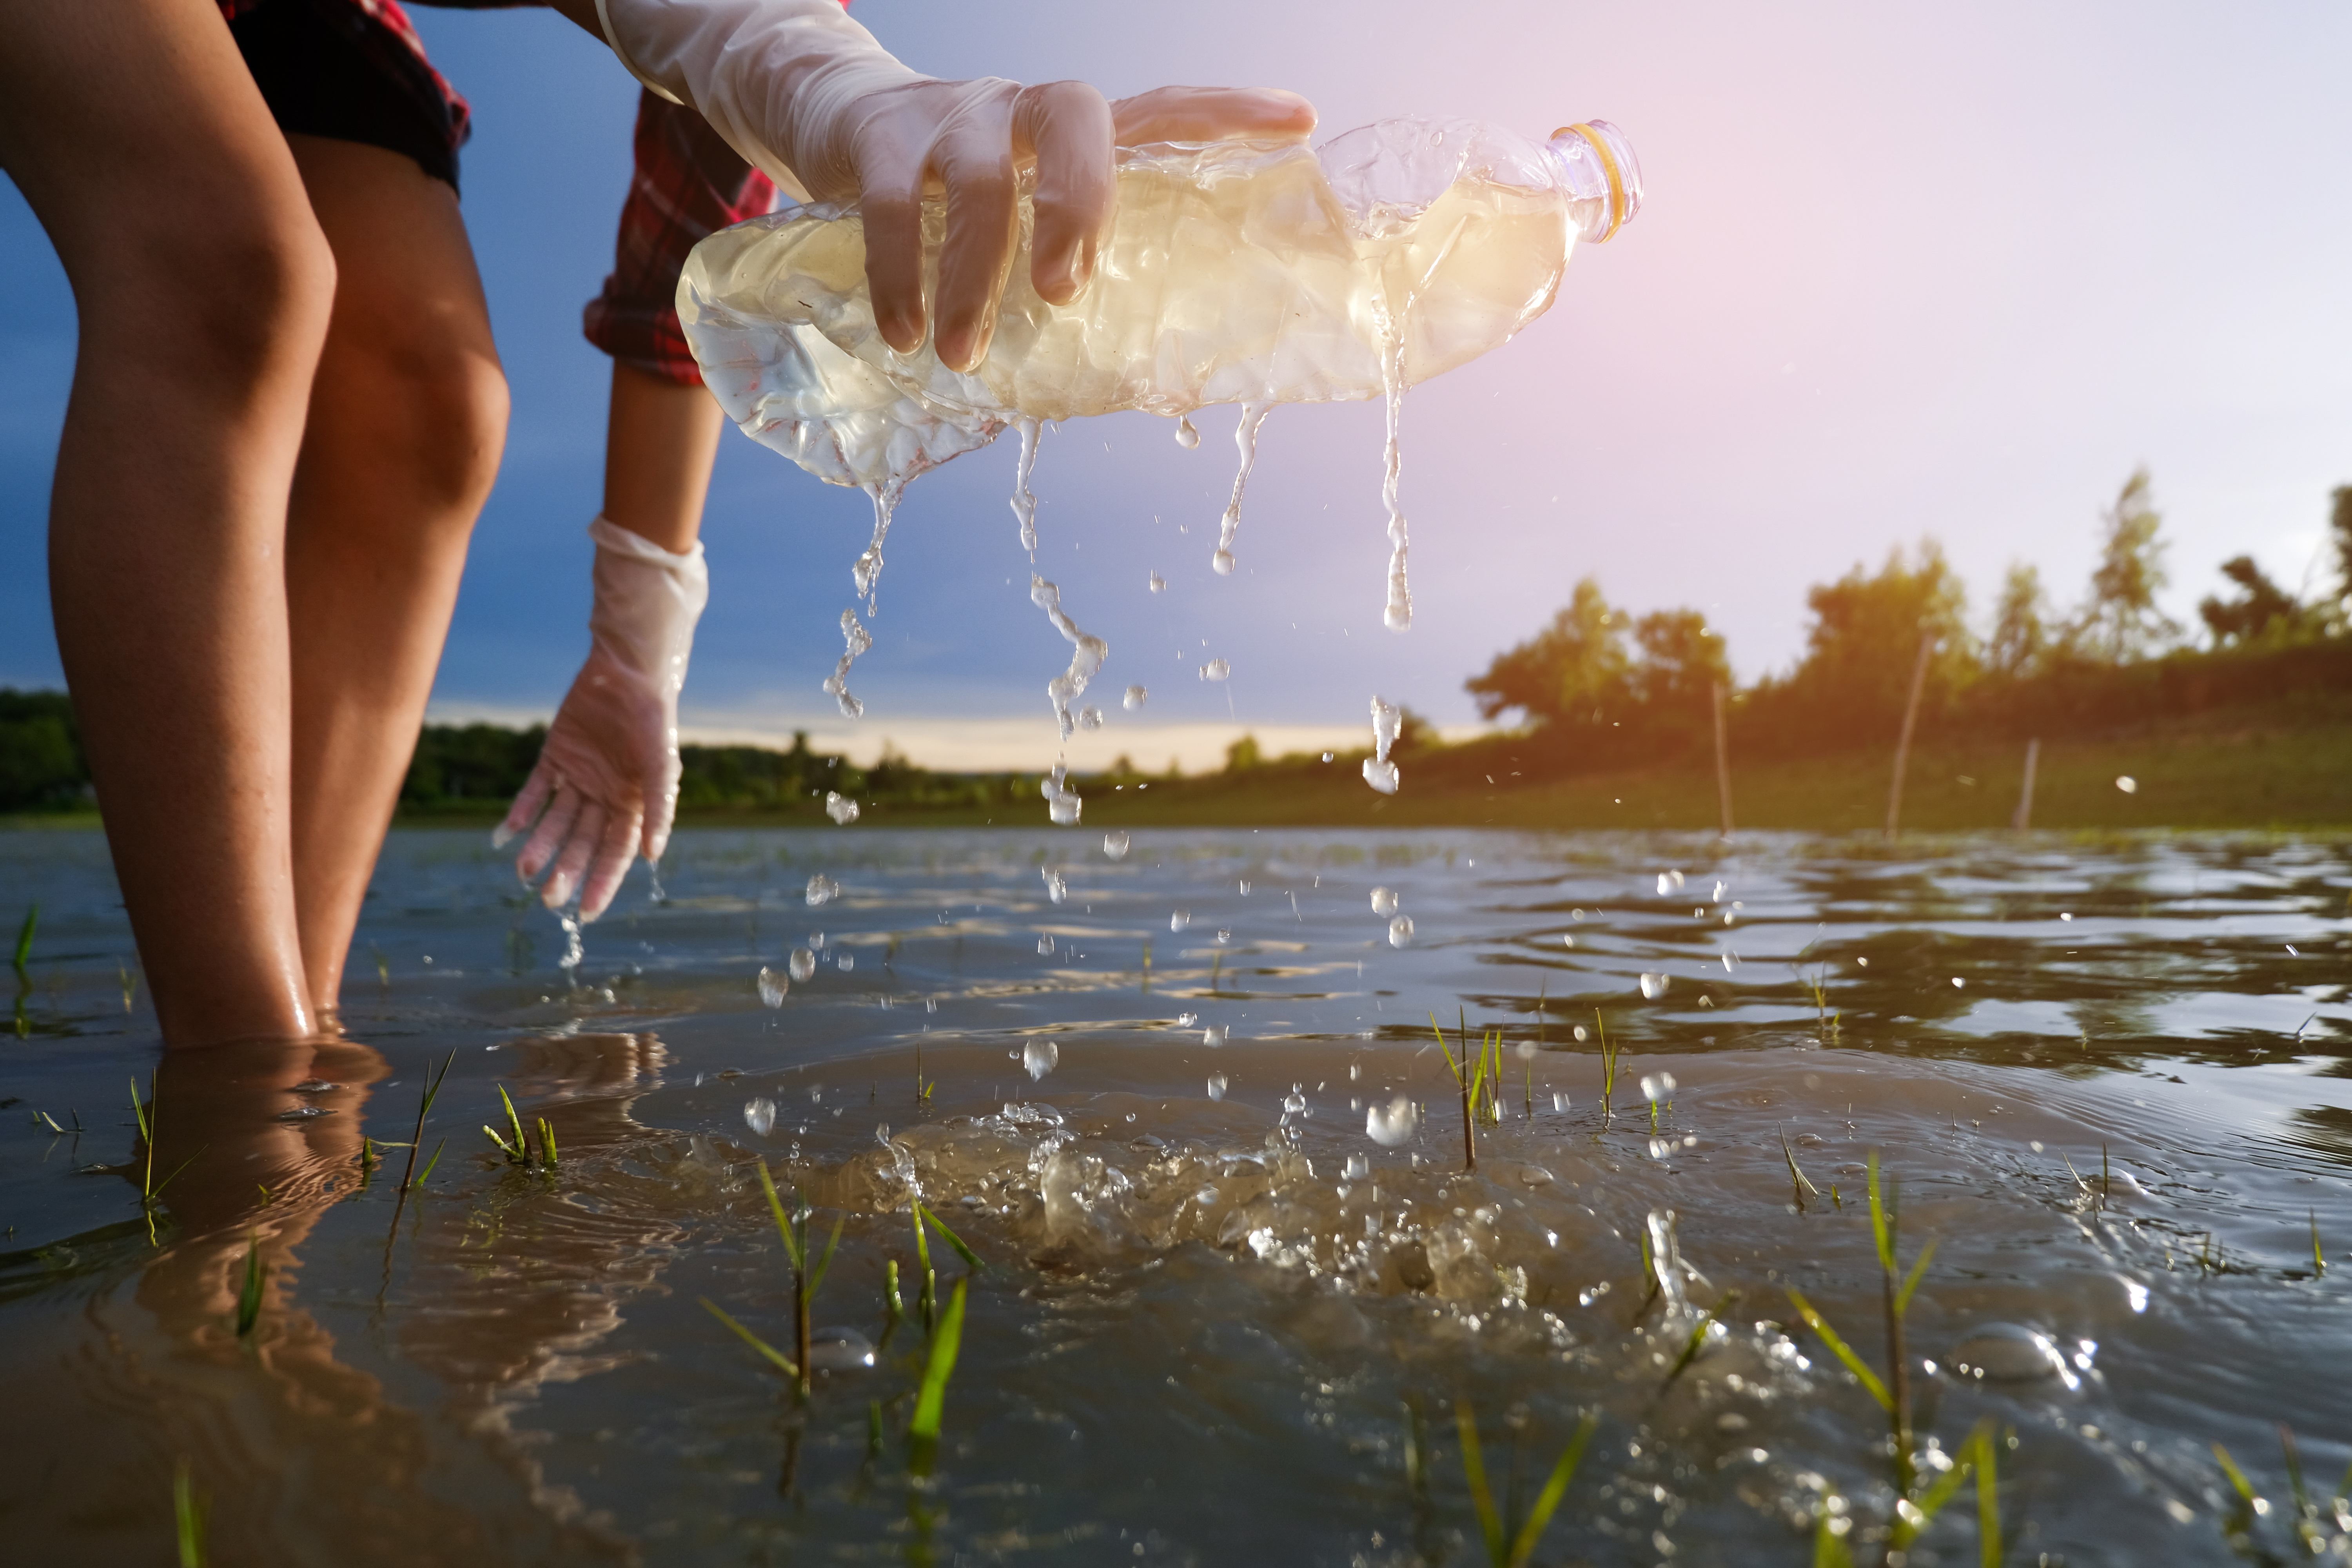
[{"xmin": 377, "ymin": 336, "xmax": 510, "ymax": 521}]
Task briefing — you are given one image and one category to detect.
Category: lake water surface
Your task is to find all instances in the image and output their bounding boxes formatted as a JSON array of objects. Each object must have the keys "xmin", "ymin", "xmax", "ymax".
[{"xmin": 3, "ymin": 826, "xmax": 2348, "ymax": 1565}]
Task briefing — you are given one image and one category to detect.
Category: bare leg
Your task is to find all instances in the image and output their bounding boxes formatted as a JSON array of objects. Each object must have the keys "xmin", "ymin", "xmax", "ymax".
[
  {"xmin": 0, "ymin": 0, "xmax": 336, "ymax": 1046},
  {"xmin": 281, "ymin": 136, "xmax": 509, "ymax": 1019}
]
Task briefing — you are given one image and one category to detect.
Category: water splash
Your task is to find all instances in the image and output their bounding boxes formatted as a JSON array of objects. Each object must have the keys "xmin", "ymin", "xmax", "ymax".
[
  {"xmin": 557, "ymin": 913, "xmax": 584, "ymax": 980},
  {"xmin": 1367, "ymin": 1095, "xmax": 1417, "ymax": 1146},
  {"xmin": 1009, "ymin": 415, "xmax": 1042, "ymax": 556},
  {"xmin": 1376, "ymin": 320, "xmax": 1413, "ymax": 630},
  {"xmin": 821, "ymin": 609, "xmax": 873, "ymax": 718},
  {"xmin": 1646, "ymin": 1208, "xmax": 1697, "ymax": 1320},
  {"xmin": 1041, "ymin": 761, "xmax": 1083, "ymax": 826},
  {"xmin": 850, "ymin": 476, "xmax": 907, "ymax": 613},
  {"xmin": 1363, "ymin": 695, "xmax": 1403, "ymax": 793},
  {"xmin": 1123, "ymin": 684, "xmax": 1147, "ymax": 711},
  {"xmin": 1212, "ymin": 401, "xmax": 1274, "ymax": 576},
  {"xmin": 1031, "ymin": 575, "xmax": 1108, "ymax": 742}
]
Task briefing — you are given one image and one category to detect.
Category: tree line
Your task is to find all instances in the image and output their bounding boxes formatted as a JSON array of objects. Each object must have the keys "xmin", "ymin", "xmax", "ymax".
[{"xmin": 1462, "ymin": 471, "xmax": 2352, "ymax": 762}]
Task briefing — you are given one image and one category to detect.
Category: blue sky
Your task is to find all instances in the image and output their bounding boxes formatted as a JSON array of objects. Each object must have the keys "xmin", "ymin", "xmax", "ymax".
[{"xmin": 4, "ymin": 1, "xmax": 2350, "ymax": 769}]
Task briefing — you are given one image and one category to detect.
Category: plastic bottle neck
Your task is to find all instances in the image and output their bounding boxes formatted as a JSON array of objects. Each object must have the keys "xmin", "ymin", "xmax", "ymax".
[{"xmin": 1548, "ymin": 120, "xmax": 1643, "ymax": 243}]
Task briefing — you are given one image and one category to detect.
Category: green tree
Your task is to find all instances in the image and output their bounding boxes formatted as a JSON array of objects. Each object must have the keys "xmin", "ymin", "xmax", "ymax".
[
  {"xmin": 1629, "ymin": 609, "xmax": 1731, "ymax": 716},
  {"xmin": 2331, "ymin": 485, "xmax": 2352, "ymax": 602},
  {"xmin": 1463, "ymin": 578, "xmax": 1630, "ymax": 728},
  {"xmin": 2198, "ymin": 556, "xmax": 2299, "ymax": 646},
  {"xmin": 1987, "ymin": 562, "xmax": 2050, "ymax": 677},
  {"xmin": 1779, "ymin": 540, "xmax": 1975, "ymax": 730},
  {"xmin": 1223, "ymin": 733, "xmax": 1263, "ymax": 772},
  {"xmin": 2073, "ymin": 468, "xmax": 2180, "ymax": 661}
]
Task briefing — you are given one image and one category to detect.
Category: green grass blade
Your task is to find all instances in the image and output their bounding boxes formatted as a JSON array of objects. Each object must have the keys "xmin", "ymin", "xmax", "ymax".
[
  {"xmin": 757, "ymin": 1161, "xmax": 803, "ymax": 1269},
  {"xmin": 1453, "ymin": 1401, "xmax": 1507, "ymax": 1567},
  {"xmin": 1903, "ymin": 1443, "xmax": 1976, "ymax": 1540},
  {"xmin": 131, "ymin": 1075, "xmax": 151, "ymax": 1143},
  {"xmin": 537, "ymin": 1117, "xmax": 559, "ymax": 1170},
  {"xmin": 908, "ymin": 1276, "xmax": 968, "ymax": 1443},
  {"xmin": 885, "ymin": 1258, "xmax": 904, "ymax": 1323},
  {"xmin": 1785, "ymin": 1289, "xmax": 1892, "ymax": 1412},
  {"xmin": 1780, "ymin": 1125, "xmax": 1820, "ymax": 1198},
  {"xmin": 806, "ymin": 1213, "xmax": 847, "ymax": 1301},
  {"xmin": 416, "ymin": 1137, "xmax": 446, "ymax": 1186},
  {"xmin": 1661, "ymin": 1292, "xmax": 1737, "ymax": 1393},
  {"xmin": 234, "ymin": 1234, "xmax": 265, "ymax": 1338},
  {"xmin": 700, "ymin": 1297, "xmax": 799, "ymax": 1377},
  {"xmin": 912, "ymin": 1198, "xmax": 934, "ymax": 1278},
  {"xmin": 1867, "ymin": 1153, "xmax": 1896, "ymax": 1275},
  {"xmin": 1976, "ymin": 1426, "xmax": 2003, "ymax": 1568},
  {"xmin": 497, "ymin": 1086, "xmax": 529, "ymax": 1164},
  {"xmin": 1813, "ymin": 1492, "xmax": 1855, "ymax": 1568},
  {"xmin": 1896, "ymin": 1237, "xmax": 1940, "ymax": 1315},
  {"xmin": 2213, "ymin": 1442, "xmax": 2258, "ymax": 1506},
  {"xmin": 2313, "ymin": 1210, "xmax": 2326, "ymax": 1277},
  {"xmin": 1508, "ymin": 1410, "xmax": 1599, "ymax": 1568},
  {"xmin": 1429, "ymin": 1013, "xmax": 1463, "ymax": 1086},
  {"xmin": 173, "ymin": 1459, "xmax": 206, "ymax": 1568},
  {"xmin": 915, "ymin": 1200, "xmax": 984, "ymax": 1272},
  {"xmin": 13, "ymin": 904, "xmax": 35, "ymax": 974}
]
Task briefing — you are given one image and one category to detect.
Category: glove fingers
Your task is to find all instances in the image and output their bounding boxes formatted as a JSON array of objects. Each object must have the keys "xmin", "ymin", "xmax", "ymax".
[
  {"xmin": 494, "ymin": 762, "xmax": 556, "ymax": 850},
  {"xmin": 542, "ymin": 801, "xmax": 607, "ymax": 912},
  {"xmin": 578, "ymin": 808, "xmax": 643, "ymax": 924},
  {"xmin": 1014, "ymin": 80, "xmax": 1116, "ymax": 306},
  {"xmin": 930, "ymin": 102, "xmax": 1023, "ymax": 373},
  {"xmin": 1106, "ymin": 86, "xmax": 1318, "ymax": 147},
  {"xmin": 642, "ymin": 753, "xmax": 683, "ymax": 865},
  {"xmin": 519, "ymin": 784, "xmax": 583, "ymax": 886},
  {"xmin": 858, "ymin": 141, "xmax": 929, "ymax": 355}
]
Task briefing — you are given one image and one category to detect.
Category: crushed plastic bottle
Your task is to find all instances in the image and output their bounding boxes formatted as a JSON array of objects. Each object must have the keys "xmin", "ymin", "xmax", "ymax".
[{"xmin": 681, "ymin": 114, "xmax": 1641, "ymax": 609}]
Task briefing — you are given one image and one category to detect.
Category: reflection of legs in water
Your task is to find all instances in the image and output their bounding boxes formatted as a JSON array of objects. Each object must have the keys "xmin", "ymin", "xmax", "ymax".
[{"xmin": 283, "ymin": 135, "xmax": 507, "ymax": 1027}]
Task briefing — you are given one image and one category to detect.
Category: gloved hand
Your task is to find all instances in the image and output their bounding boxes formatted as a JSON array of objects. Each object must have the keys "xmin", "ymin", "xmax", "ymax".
[
  {"xmin": 495, "ymin": 517, "xmax": 709, "ymax": 920},
  {"xmin": 592, "ymin": 0, "xmax": 1314, "ymax": 370}
]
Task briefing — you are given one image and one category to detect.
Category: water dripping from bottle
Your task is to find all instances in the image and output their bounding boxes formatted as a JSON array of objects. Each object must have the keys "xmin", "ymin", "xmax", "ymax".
[
  {"xmin": 1363, "ymin": 695, "xmax": 1403, "ymax": 794},
  {"xmin": 1212, "ymin": 401, "xmax": 1272, "ymax": 577},
  {"xmin": 1031, "ymin": 575, "xmax": 1108, "ymax": 743},
  {"xmin": 821, "ymin": 609, "xmax": 873, "ymax": 718},
  {"xmin": 1173, "ymin": 414, "xmax": 1200, "ymax": 449},
  {"xmin": 1010, "ymin": 415, "xmax": 1042, "ymax": 557}
]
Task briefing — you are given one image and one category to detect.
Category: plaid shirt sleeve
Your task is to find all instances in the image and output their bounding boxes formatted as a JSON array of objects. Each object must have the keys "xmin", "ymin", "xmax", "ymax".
[{"xmin": 582, "ymin": 90, "xmax": 779, "ymax": 387}]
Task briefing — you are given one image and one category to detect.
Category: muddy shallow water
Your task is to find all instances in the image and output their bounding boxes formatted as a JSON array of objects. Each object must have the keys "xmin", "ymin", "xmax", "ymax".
[{"xmin": 3, "ymin": 826, "xmax": 2349, "ymax": 1565}]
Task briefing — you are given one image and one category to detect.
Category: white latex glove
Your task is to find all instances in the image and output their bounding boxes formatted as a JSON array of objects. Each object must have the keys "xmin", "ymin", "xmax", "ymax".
[
  {"xmin": 593, "ymin": 0, "xmax": 1314, "ymax": 370},
  {"xmin": 495, "ymin": 517, "xmax": 709, "ymax": 920}
]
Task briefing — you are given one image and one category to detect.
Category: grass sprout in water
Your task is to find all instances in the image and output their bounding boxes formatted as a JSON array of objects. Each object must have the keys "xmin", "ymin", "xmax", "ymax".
[
  {"xmin": 702, "ymin": 1161, "xmax": 845, "ymax": 1398},
  {"xmin": 1454, "ymin": 1400, "xmax": 1598, "ymax": 1568},
  {"xmin": 172, "ymin": 1459, "xmax": 206, "ymax": 1568},
  {"xmin": 481, "ymin": 1084, "xmax": 557, "ymax": 1172}
]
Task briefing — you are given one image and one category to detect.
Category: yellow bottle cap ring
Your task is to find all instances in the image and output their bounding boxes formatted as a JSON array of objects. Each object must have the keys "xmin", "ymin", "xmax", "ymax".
[{"xmin": 1552, "ymin": 122, "xmax": 1630, "ymax": 243}]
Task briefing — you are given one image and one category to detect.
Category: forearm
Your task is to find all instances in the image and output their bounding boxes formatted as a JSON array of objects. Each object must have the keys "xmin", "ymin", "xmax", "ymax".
[{"xmin": 602, "ymin": 360, "xmax": 724, "ymax": 554}]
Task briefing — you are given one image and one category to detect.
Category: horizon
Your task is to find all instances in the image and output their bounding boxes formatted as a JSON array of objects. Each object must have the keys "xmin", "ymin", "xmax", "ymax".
[{"xmin": 3, "ymin": 0, "xmax": 2347, "ymax": 771}]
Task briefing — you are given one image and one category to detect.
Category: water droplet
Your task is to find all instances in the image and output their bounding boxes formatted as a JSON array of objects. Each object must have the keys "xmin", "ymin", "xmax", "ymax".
[
  {"xmin": 836, "ymin": 952, "xmax": 855, "ymax": 972},
  {"xmin": 1519, "ymin": 1164, "xmax": 1555, "ymax": 1187},
  {"xmin": 1321, "ymin": 751, "xmax": 1334, "ymax": 763},
  {"xmin": 1553, "ymin": 1091, "xmax": 1571, "ymax": 1112},
  {"xmin": 1199, "ymin": 658, "xmax": 1230, "ymax": 682},
  {"xmin": 1388, "ymin": 915, "xmax": 1414, "ymax": 947},
  {"xmin": 1173, "ymin": 415, "xmax": 1200, "ymax": 449},
  {"xmin": 757, "ymin": 967, "xmax": 789, "ymax": 1007},
  {"xmin": 1367, "ymin": 1096, "xmax": 1417, "ymax": 1146},
  {"xmin": 1561, "ymin": 933, "xmax": 1575, "ymax": 949},
  {"xmin": 805, "ymin": 874, "xmax": 839, "ymax": 906},
  {"xmin": 1721, "ymin": 953, "xmax": 1740, "ymax": 973},
  {"xmin": 2115, "ymin": 775, "xmax": 2138, "ymax": 794},
  {"xmin": 789, "ymin": 947, "xmax": 816, "ymax": 982},
  {"xmin": 1102, "ymin": 831, "xmax": 1130, "ymax": 860},
  {"xmin": 1123, "ymin": 684, "xmax": 1147, "ymax": 710},
  {"xmin": 1345, "ymin": 1152, "xmax": 1370, "ymax": 1179},
  {"xmin": 1946, "ymin": 1323, "xmax": 2070, "ymax": 1382},
  {"xmin": 1362, "ymin": 695, "xmax": 1403, "ymax": 795},
  {"xmin": 1023, "ymin": 1040, "xmax": 1059, "ymax": 1080},
  {"xmin": 1203, "ymin": 1025, "xmax": 1227, "ymax": 1047},
  {"xmin": 1640, "ymin": 1072, "xmax": 1677, "ymax": 1103},
  {"xmin": 1572, "ymin": 1025, "xmax": 1588, "ymax": 1042},
  {"xmin": 1041, "ymin": 867, "xmax": 1068, "ymax": 904},
  {"xmin": 1216, "ymin": 929, "xmax": 1231, "ymax": 944},
  {"xmin": 1283, "ymin": 1085, "xmax": 1307, "ymax": 1115},
  {"xmin": 807, "ymin": 1327, "xmax": 878, "ymax": 1371},
  {"xmin": 1175, "ymin": 1012, "xmax": 1199, "ymax": 1027},
  {"xmin": 1037, "ymin": 934, "xmax": 1056, "ymax": 956},
  {"xmin": 1370, "ymin": 887, "xmax": 1399, "ymax": 917},
  {"xmin": 824, "ymin": 791, "xmax": 860, "ymax": 824},
  {"xmin": 1148, "ymin": 570, "xmax": 1167, "ymax": 593},
  {"xmin": 1639, "ymin": 972, "xmax": 1669, "ymax": 999},
  {"xmin": 1171, "ymin": 909, "xmax": 1191, "ymax": 932},
  {"xmin": 744, "ymin": 1096, "xmax": 777, "ymax": 1136},
  {"xmin": 1206, "ymin": 1073, "xmax": 1228, "ymax": 1100},
  {"xmin": 1647, "ymin": 1136, "xmax": 1674, "ymax": 1160},
  {"xmin": 1238, "ymin": 880, "xmax": 1252, "ymax": 896},
  {"xmin": 1078, "ymin": 705, "xmax": 1104, "ymax": 731},
  {"xmin": 1951, "ymin": 976, "xmax": 1966, "ymax": 988},
  {"xmin": 275, "ymin": 1105, "xmax": 332, "ymax": 1122}
]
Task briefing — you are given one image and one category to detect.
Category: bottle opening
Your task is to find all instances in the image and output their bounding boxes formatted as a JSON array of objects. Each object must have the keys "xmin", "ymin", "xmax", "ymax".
[{"xmin": 1548, "ymin": 120, "xmax": 1643, "ymax": 243}]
